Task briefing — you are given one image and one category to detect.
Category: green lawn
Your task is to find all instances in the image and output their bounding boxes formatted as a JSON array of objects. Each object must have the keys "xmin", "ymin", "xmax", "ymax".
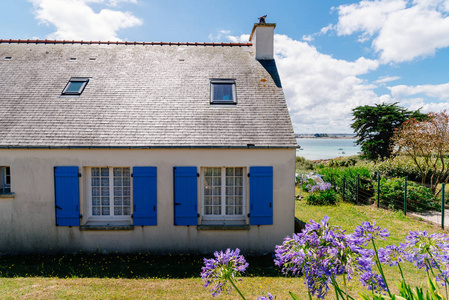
[{"xmin": 0, "ymin": 200, "xmax": 446, "ymax": 299}]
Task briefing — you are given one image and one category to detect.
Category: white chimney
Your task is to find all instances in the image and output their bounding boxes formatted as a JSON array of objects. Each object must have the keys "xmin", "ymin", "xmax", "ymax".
[{"xmin": 249, "ymin": 20, "xmax": 276, "ymax": 60}]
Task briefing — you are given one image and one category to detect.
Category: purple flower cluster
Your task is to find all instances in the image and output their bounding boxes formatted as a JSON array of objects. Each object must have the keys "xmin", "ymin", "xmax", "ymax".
[
  {"xmin": 310, "ymin": 182, "xmax": 332, "ymax": 193},
  {"xmin": 377, "ymin": 230, "xmax": 449, "ymax": 287},
  {"xmin": 257, "ymin": 292, "xmax": 276, "ymax": 300},
  {"xmin": 352, "ymin": 221, "xmax": 389, "ymax": 246},
  {"xmin": 201, "ymin": 248, "xmax": 248, "ymax": 297},
  {"xmin": 274, "ymin": 217, "xmax": 386, "ymax": 299}
]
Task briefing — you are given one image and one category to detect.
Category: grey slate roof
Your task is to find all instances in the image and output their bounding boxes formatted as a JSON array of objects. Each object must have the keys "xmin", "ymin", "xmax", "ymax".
[{"xmin": 0, "ymin": 41, "xmax": 296, "ymax": 148}]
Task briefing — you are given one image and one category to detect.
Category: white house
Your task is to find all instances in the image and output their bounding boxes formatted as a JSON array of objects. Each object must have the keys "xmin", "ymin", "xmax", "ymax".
[{"xmin": 0, "ymin": 21, "xmax": 296, "ymax": 254}]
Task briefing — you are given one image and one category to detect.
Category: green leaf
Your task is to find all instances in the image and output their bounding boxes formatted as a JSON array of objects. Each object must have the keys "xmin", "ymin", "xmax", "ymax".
[{"xmin": 289, "ymin": 291, "xmax": 301, "ymax": 300}]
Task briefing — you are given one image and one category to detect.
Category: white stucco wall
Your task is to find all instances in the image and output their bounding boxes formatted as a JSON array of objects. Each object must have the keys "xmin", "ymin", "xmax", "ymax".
[{"xmin": 0, "ymin": 148, "xmax": 295, "ymax": 254}]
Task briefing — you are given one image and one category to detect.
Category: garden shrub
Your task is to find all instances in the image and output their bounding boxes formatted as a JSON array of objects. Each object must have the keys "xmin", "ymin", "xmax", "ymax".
[
  {"xmin": 295, "ymin": 156, "xmax": 314, "ymax": 171},
  {"xmin": 305, "ymin": 182, "xmax": 339, "ymax": 205},
  {"xmin": 305, "ymin": 189, "xmax": 339, "ymax": 206},
  {"xmin": 371, "ymin": 156, "xmax": 425, "ymax": 182},
  {"xmin": 374, "ymin": 177, "xmax": 439, "ymax": 212}
]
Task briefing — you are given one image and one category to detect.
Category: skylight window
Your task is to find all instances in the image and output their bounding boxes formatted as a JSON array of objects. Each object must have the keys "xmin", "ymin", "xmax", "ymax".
[
  {"xmin": 210, "ymin": 79, "xmax": 236, "ymax": 104},
  {"xmin": 62, "ymin": 77, "xmax": 89, "ymax": 96}
]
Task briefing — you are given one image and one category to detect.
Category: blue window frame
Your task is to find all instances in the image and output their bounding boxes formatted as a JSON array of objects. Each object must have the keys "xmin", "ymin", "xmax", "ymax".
[
  {"xmin": 210, "ymin": 79, "xmax": 236, "ymax": 104},
  {"xmin": 1, "ymin": 166, "xmax": 11, "ymax": 194},
  {"xmin": 62, "ymin": 77, "xmax": 89, "ymax": 95}
]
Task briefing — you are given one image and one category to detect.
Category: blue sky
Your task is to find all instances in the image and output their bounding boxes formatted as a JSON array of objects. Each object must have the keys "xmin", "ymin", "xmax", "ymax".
[{"xmin": 2, "ymin": 0, "xmax": 449, "ymax": 133}]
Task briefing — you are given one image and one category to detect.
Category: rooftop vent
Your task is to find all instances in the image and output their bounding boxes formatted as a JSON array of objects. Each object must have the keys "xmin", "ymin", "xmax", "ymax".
[{"xmin": 4, "ymin": 56, "xmax": 12, "ymax": 60}]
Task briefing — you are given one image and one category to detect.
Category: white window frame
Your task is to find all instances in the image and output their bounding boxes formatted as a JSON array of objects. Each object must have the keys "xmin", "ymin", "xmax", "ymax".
[
  {"xmin": 200, "ymin": 166, "xmax": 247, "ymax": 223},
  {"xmin": 210, "ymin": 79, "xmax": 237, "ymax": 104},
  {"xmin": 86, "ymin": 167, "xmax": 132, "ymax": 221}
]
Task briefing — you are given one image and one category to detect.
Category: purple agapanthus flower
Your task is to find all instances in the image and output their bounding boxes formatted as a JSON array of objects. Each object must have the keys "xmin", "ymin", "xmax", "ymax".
[
  {"xmin": 310, "ymin": 182, "xmax": 332, "ymax": 193},
  {"xmin": 378, "ymin": 244, "xmax": 406, "ymax": 266},
  {"xmin": 201, "ymin": 248, "xmax": 249, "ymax": 297},
  {"xmin": 360, "ymin": 271, "xmax": 387, "ymax": 293},
  {"xmin": 257, "ymin": 292, "xmax": 276, "ymax": 300},
  {"xmin": 274, "ymin": 216, "xmax": 376, "ymax": 299},
  {"xmin": 352, "ymin": 221, "xmax": 389, "ymax": 246}
]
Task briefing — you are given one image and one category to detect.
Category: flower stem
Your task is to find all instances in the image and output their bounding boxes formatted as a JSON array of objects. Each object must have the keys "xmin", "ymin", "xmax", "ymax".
[
  {"xmin": 229, "ymin": 278, "xmax": 246, "ymax": 300},
  {"xmin": 397, "ymin": 263, "xmax": 406, "ymax": 283},
  {"xmin": 343, "ymin": 273, "xmax": 349, "ymax": 300},
  {"xmin": 371, "ymin": 238, "xmax": 392, "ymax": 298}
]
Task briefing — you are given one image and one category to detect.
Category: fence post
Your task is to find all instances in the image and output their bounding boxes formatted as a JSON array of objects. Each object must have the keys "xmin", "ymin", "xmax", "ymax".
[
  {"xmin": 404, "ymin": 176, "xmax": 408, "ymax": 216},
  {"xmin": 357, "ymin": 174, "xmax": 360, "ymax": 205},
  {"xmin": 377, "ymin": 173, "xmax": 380, "ymax": 209},
  {"xmin": 342, "ymin": 177, "xmax": 346, "ymax": 202},
  {"xmin": 442, "ymin": 183, "xmax": 445, "ymax": 229}
]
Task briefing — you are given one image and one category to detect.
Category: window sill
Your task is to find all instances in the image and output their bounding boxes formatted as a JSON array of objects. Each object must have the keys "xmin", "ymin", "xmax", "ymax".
[
  {"xmin": 197, "ymin": 225, "xmax": 250, "ymax": 231},
  {"xmin": 80, "ymin": 221, "xmax": 133, "ymax": 231},
  {"xmin": 0, "ymin": 192, "xmax": 15, "ymax": 199}
]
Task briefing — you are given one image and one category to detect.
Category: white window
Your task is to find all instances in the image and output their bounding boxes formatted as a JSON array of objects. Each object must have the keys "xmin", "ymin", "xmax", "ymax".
[
  {"xmin": 210, "ymin": 79, "xmax": 237, "ymax": 104},
  {"xmin": 201, "ymin": 167, "xmax": 246, "ymax": 223},
  {"xmin": 87, "ymin": 167, "xmax": 131, "ymax": 220},
  {"xmin": 1, "ymin": 166, "xmax": 11, "ymax": 194}
]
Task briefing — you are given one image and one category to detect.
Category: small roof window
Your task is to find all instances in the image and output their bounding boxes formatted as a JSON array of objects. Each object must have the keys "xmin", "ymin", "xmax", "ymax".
[
  {"xmin": 210, "ymin": 79, "xmax": 236, "ymax": 104},
  {"xmin": 62, "ymin": 77, "xmax": 89, "ymax": 96}
]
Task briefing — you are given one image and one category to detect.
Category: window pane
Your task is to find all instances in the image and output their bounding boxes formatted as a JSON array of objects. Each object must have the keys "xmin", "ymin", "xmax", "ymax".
[
  {"xmin": 235, "ymin": 168, "xmax": 243, "ymax": 176},
  {"xmin": 235, "ymin": 206, "xmax": 242, "ymax": 215},
  {"xmin": 204, "ymin": 187, "xmax": 212, "ymax": 195},
  {"xmin": 235, "ymin": 187, "xmax": 243, "ymax": 196},
  {"xmin": 123, "ymin": 207, "xmax": 131, "ymax": 215},
  {"xmin": 123, "ymin": 177, "xmax": 130, "ymax": 187},
  {"xmin": 101, "ymin": 177, "xmax": 109, "ymax": 187},
  {"xmin": 114, "ymin": 187, "xmax": 122, "ymax": 196},
  {"xmin": 123, "ymin": 197, "xmax": 130, "ymax": 205},
  {"xmin": 213, "ymin": 196, "xmax": 221, "ymax": 205},
  {"xmin": 92, "ymin": 207, "xmax": 100, "ymax": 215},
  {"xmin": 114, "ymin": 207, "xmax": 123, "ymax": 216},
  {"xmin": 213, "ymin": 84, "xmax": 233, "ymax": 101},
  {"xmin": 123, "ymin": 187, "xmax": 130, "ymax": 196},
  {"xmin": 226, "ymin": 177, "xmax": 234, "ymax": 186},
  {"xmin": 204, "ymin": 168, "xmax": 213, "ymax": 176},
  {"xmin": 213, "ymin": 177, "xmax": 221, "ymax": 186},
  {"xmin": 66, "ymin": 81, "xmax": 84, "ymax": 93},
  {"xmin": 114, "ymin": 197, "xmax": 122, "ymax": 206},
  {"xmin": 205, "ymin": 206, "xmax": 212, "ymax": 215},
  {"xmin": 101, "ymin": 168, "xmax": 109, "ymax": 177},
  {"xmin": 226, "ymin": 187, "xmax": 234, "ymax": 196},
  {"xmin": 235, "ymin": 197, "xmax": 243, "ymax": 206},
  {"xmin": 101, "ymin": 187, "xmax": 109, "ymax": 196},
  {"xmin": 204, "ymin": 196, "xmax": 212, "ymax": 205},
  {"xmin": 101, "ymin": 197, "xmax": 109, "ymax": 206},
  {"xmin": 114, "ymin": 178, "xmax": 122, "ymax": 187},
  {"xmin": 226, "ymin": 168, "xmax": 234, "ymax": 176},
  {"xmin": 113, "ymin": 168, "xmax": 122, "ymax": 177},
  {"xmin": 235, "ymin": 177, "xmax": 243, "ymax": 186},
  {"xmin": 226, "ymin": 206, "xmax": 234, "ymax": 215},
  {"xmin": 226, "ymin": 196, "xmax": 234, "ymax": 205},
  {"xmin": 92, "ymin": 187, "xmax": 100, "ymax": 196},
  {"xmin": 91, "ymin": 168, "xmax": 99, "ymax": 176},
  {"xmin": 92, "ymin": 177, "xmax": 100, "ymax": 186},
  {"xmin": 92, "ymin": 197, "xmax": 100, "ymax": 206},
  {"xmin": 213, "ymin": 187, "xmax": 221, "ymax": 195},
  {"xmin": 123, "ymin": 168, "xmax": 130, "ymax": 177},
  {"xmin": 213, "ymin": 168, "xmax": 221, "ymax": 176},
  {"xmin": 213, "ymin": 206, "xmax": 221, "ymax": 215},
  {"xmin": 102, "ymin": 207, "xmax": 110, "ymax": 216}
]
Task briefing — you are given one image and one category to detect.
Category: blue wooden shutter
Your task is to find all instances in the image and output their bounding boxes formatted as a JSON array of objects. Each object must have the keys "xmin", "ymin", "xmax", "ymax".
[
  {"xmin": 54, "ymin": 166, "xmax": 80, "ymax": 226},
  {"xmin": 173, "ymin": 166, "xmax": 198, "ymax": 226},
  {"xmin": 250, "ymin": 166, "xmax": 273, "ymax": 225},
  {"xmin": 133, "ymin": 167, "xmax": 157, "ymax": 226}
]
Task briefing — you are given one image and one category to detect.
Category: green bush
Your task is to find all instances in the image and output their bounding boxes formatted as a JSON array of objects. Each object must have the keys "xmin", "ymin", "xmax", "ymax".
[
  {"xmin": 374, "ymin": 177, "xmax": 439, "ymax": 212},
  {"xmin": 371, "ymin": 156, "xmax": 422, "ymax": 181},
  {"xmin": 305, "ymin": 189, "xmax": 339, "ymax": 206},
  {"xmin": 295, "ymin": 156, "xmax": 314, "ymax": 171}
]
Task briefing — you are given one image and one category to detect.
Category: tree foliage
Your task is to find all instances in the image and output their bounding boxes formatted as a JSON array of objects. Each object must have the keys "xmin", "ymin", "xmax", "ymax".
[
  {"xmin": 351, "ymin": 103, "xmax": 426, "ymax": 160},
  {"xmin": 392, "ymin": 111, "xmax": 449, "ymax": 196}
]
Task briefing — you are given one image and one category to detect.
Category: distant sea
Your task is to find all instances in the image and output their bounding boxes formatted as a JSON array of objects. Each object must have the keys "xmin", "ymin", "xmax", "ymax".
[{"xmin": 296, "ymin": 138, "xmax": 361, "ymax": 160}]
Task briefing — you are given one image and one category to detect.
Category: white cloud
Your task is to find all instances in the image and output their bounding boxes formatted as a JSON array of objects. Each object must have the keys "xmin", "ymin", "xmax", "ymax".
[
  {"xmin": 30, "ymin": 0, "xmax": 142, "ymax": 41},
  {"xmin": 273, "ymin": 34, "xmax": 383, "ymax": 133},
  {"xmin": 389, "ymin": 82, "xmax": 449, "ymax": 99},
  {"xmin": 333, "ymin": 0, "xmax": 449, "ymax": 63},
  {"xmin": 374, "ymin": 75, "xmax": 401, "ymax": 84}
]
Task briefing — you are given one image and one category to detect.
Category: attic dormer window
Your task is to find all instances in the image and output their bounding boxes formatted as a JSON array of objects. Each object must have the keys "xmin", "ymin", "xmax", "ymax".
[
  {"xmin": 62, "ymin": 77, "xmax": 89, "ymax": 96},
  {"xmin": 210, "ymin": 79, "xmax": 236, "ymax": 104}
]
